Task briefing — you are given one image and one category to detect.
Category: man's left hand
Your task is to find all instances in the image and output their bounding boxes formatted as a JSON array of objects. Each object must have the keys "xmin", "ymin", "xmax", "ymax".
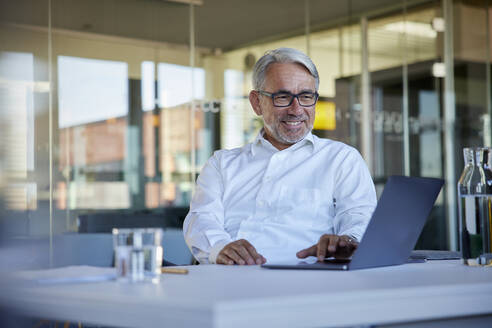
[{"xmin": 296, "ymin": 234, "xmax": 358, "ymax": 262}]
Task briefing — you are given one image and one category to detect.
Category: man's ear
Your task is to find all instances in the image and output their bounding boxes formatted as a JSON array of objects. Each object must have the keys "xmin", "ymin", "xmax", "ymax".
[{"xmin": 249, "ymin": 90, "xmax": 262, "ymax": 116}]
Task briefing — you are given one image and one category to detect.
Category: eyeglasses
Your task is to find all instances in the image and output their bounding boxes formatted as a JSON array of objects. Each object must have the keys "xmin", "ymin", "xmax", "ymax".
[{"xmin": 258, "ymin": 90, "xmax": 319, "ymax": 107}]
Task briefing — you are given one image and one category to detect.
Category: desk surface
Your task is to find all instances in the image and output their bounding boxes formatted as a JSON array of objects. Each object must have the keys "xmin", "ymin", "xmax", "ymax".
[{"xmin": 2, "ymin": 260, "xmax": 492, "ymax": 328}]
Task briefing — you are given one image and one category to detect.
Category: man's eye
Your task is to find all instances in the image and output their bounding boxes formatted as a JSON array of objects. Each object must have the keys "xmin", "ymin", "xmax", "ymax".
[
  {"xmin": 275, "ymin": 94, "xmax": 290, "ymax": 100},
  {"xmin": 301, "ymin": 93, "xmax": 314, "ymax": 100}
]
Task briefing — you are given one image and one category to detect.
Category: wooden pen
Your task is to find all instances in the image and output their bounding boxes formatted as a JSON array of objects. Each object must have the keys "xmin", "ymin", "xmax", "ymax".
[{"xmin": 161, "ymin": 267, "xmax": 189, "ymax": 274}]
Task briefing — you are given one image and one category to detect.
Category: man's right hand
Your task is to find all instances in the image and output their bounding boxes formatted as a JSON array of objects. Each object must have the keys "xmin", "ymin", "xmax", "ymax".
[{"xmin": 216, "ymin": 239, "xmax": 266, "ymax": 265}]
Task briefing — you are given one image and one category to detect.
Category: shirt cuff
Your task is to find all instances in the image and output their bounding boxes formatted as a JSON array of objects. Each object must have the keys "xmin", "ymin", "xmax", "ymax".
[
  {"xmin": 208, "ymin": 239, "xmax": 231, "ymax": 264},
  {"xmin": 339, "ymin": 230, "xmax": 362, "ymax": 243}
]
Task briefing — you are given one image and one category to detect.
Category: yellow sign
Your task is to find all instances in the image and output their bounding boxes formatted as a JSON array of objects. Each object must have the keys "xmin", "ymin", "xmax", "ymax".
[{"xmin": 313, "ymin": 100, "xmax": 336, "ymax": 130}]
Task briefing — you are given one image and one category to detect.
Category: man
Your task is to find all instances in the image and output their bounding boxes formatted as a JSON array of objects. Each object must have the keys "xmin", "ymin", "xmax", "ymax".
[{"xmin": 183, "ymin": 48, "xmax": 376, "ymax": 265}]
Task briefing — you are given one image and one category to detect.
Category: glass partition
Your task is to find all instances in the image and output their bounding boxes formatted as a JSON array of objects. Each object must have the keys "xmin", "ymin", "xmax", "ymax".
[
  {"xmin": 367, "ymin": 4, "xmax": 445, "ymax": 249},
  {"xmin": 50, "ymin": 3, "xmax": 198, "ymax": 230},
  {"xmin": 0, "ymin": 0, "xmax": 54, "ymax": 275}
]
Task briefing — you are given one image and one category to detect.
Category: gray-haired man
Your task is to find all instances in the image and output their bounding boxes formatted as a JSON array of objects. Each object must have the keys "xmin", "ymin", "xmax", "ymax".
[{"xmin": 184, "ymin": 48, "xmax": 376, "ymax": 265}]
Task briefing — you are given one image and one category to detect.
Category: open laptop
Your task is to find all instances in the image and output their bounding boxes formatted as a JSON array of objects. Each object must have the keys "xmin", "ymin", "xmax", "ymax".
[{"xmin": 262, "ymin": 175, "xmax": 444, "ymax": 271}]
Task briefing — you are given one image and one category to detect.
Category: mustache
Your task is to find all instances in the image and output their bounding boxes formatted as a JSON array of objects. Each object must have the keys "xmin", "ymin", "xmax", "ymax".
[{"xmin": 279, "ymin": 115, "xmax": 308, "ymax": 121}]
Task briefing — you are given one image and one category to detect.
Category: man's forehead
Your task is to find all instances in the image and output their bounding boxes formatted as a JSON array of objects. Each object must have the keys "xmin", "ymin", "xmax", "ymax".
[
  {"xmin": 264, "ymin": 62, "xmax": 315, "ymax": 90},
  {"xmin": 265, "ymin": 62, "xmax": 310, "ymax": 74}
]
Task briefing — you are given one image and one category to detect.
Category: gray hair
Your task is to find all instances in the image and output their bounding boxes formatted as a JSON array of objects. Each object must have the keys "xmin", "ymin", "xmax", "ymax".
[{"xmin": 252, "ymin": 48, "xmax": 319, "ymax": 91}]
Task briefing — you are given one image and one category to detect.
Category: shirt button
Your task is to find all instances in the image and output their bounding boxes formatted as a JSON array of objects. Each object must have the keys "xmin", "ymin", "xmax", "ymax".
[{"xmin": 258, "ymin": 200, "xmax": 265, "ymax": 207}]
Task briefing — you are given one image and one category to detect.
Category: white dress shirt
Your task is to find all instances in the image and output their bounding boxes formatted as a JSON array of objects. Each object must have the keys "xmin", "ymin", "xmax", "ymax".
[{"xmin": 183, "ymin": 130, "xmax": 377, "ymax": 264}]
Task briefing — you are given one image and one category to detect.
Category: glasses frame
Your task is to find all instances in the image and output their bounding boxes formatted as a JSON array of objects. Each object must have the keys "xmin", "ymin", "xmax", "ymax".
[{"xmin": 258, "ymin": 90, "xmax": 319, "ymax": 107}]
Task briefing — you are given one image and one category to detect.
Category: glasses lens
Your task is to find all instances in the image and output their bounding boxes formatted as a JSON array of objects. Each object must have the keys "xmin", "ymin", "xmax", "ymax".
[
  {"xmin": 273, "ymin": 92, "xmax": 293, "ymax": 106},
  {"xmin": 298, "ymin": 92, "xmax": 317, "ymax": 106}
]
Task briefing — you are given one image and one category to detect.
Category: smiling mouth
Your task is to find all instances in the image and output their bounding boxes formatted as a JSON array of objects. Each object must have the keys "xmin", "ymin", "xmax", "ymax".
[{"xmin": 282, "ymin": 120, "xmax": 303, "ymax": 127}]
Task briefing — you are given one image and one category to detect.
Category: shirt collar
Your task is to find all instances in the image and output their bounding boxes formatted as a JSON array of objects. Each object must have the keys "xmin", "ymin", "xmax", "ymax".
[{"xmin": 251, "ymin": 128, "xmax": 316, "ymax": 156}]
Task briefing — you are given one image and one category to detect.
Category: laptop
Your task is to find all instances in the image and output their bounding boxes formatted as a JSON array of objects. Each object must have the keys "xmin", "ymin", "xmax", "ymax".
[{"xmin": 262, "ymin": 175, "xmax": 444, "ymax": 271}]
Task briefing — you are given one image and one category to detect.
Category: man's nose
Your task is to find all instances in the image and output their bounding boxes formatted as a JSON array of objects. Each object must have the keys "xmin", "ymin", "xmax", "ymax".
[{"xmin": 287, "ymin": 96, "xmax": 304, "ymax": 115}]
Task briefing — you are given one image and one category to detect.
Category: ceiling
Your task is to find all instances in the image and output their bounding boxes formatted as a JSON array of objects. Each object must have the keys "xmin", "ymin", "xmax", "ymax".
[{"xmin": 0, "ymin": 0, "xmax": 434, "ymax": 51}]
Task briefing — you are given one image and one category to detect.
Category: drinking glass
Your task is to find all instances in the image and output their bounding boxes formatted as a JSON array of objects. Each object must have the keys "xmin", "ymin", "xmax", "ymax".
[{"xmin": 141, "ymin": 228, "xmax": 163, "ymax": 276}]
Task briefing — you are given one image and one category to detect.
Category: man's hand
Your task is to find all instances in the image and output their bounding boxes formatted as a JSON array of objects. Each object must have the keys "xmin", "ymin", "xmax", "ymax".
[
  {"xmin": 216, "ymin": 239, "xmax": 266, "ymax": 265},
  {"xmin": 296, "ymin": 234, "xmax": 358, "ymax": 261}
]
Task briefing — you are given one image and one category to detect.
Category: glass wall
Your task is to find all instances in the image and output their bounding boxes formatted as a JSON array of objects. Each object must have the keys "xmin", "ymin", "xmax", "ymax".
[
  {"xmin": 0, "ymin": 0, "xmax": 208, "ymax": 270},
  {"xmin": 366, "ymin": 4, "xmax": 446, "ymax": 249},
  {"xmin": 1, "ymin": 0, "xmax": 492, "ymax": 272},
  {"xmin": 0, "ymin": 0, "xmax": 51, "ymax": 241}
]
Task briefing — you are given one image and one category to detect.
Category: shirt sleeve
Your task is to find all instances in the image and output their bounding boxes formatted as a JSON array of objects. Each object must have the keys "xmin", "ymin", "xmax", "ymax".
[
  {"xmin": 183, "ymin": 151, "xmax": 233, "ymax": 264},
  {"xmin": 332, "ymin": 147, "xmax": 377, "ymax": 242}
]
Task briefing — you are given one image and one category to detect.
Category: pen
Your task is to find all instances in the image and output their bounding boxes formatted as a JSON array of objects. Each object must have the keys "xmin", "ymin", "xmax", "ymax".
[{"xmin": 161, "ymin": 267, "xmax": 189, "ymax": 275}]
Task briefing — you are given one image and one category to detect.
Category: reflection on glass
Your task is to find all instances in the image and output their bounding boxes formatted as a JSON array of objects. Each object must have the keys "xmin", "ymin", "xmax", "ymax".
[
  {"xmin": 0, "ymin": 51, "xmax": 36, "ymax": 211},
  {"xmin": 368, "ymin": 8, "xmax": 437, "ymax": 71},
  {"xmin": 157, "ymin": 63, "xmax": 205, "ymax": 108},
  {"xmin": 419, "ymin": 91, "xmax": 442, "ymax": 178},
  {"xmin": 222, "ymin": 69, "xmax": 248, "ymax": 149},
  {"xmin": 57, "ymin": 56, "xmax": 128, "ymax": 128},
  {"xmin": 147, "ymin": 62, "xmax": 211, "ymax": 207},
  {"xmin": 160, "ymin": 104, "xmax": 204, "ymax": 206},
  {"xmin": 142, "ymin": 61, "xmax": 156, "ymax": 112},
  {"xmin": 58, "ymin": 118, "xmax": 129, "ymax": 210},
  {"xmin": 383, "ymin": 21, "xmax": 437, "ymax": 38}
]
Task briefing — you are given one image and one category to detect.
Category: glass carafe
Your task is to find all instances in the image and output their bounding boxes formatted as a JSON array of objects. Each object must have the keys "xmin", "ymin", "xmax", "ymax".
[{"xmin": 457, "ymin": 147, "xmax": 492, "ymax": 266}]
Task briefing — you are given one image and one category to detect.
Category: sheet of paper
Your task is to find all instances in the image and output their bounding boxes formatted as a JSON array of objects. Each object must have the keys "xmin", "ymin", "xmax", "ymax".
[{"xmin": 15, "ymin": 265, "xmax": 116, "ymax": 285}]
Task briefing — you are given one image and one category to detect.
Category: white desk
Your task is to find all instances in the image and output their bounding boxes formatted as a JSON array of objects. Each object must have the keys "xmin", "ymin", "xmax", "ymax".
[{"xmin": 2, "ymin": 260, "xmax": 492, "ymax": 328}]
